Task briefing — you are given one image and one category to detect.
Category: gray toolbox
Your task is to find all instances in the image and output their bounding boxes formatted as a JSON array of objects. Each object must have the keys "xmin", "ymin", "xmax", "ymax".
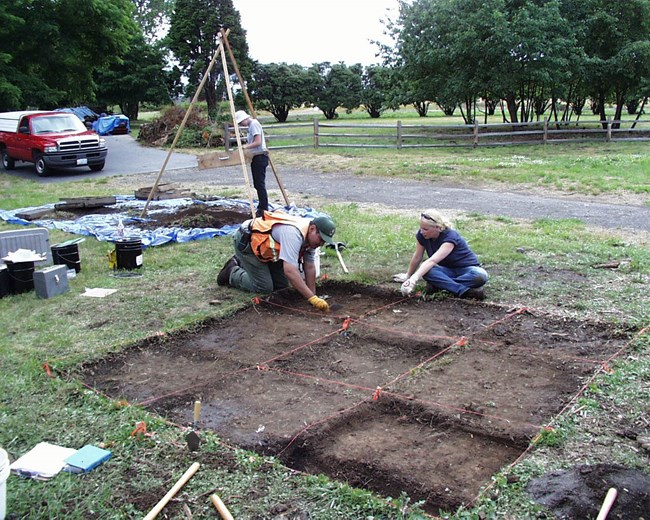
[{"xmin": 33, "ymin": 264, "xmax": 68, "ymax": 299}]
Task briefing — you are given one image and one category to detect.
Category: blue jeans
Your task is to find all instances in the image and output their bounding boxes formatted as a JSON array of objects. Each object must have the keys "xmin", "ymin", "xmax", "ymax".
[
  {"xmin": 422, "ymin": 265, "xmax": 488, "ymax": 297},
  {"xmin": 251, "ymin": 154, "xmax": 269, "ymax": 216}
]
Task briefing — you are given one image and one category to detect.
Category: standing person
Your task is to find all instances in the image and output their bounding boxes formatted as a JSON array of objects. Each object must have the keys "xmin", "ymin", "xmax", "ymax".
[
  {"xmin": 217, "ymin": 210, "xmax": 337, "ymax": 312},
  {"xmin": 234, "ymin": 110, "xmax": 269, "ymax": 217},
  {"xmin": 396, "ymin": 209, "xmax": 488, "ymax": 300}
]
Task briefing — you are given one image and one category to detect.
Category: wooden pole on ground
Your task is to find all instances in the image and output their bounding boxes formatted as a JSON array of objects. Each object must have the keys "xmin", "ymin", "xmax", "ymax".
[
  {"xmin": 139, "ymin": 31, "xmax": 230, "ymax": 218},
  {"xmin": 143, "ymin": 462, "xmax": 200, "ymax": 520},
  {"xmin": 596, "ymin": 488, "xmax": 617, "ymax": 520},
  {"xmin": 220, "ymin": 29, "xmax": 292, "ymax": 206},
  {"xmin": 210, "ymin": 494, "xmax": 235, "ymax": 520},
  {"xmin": 219, "ymin": 35, "xmax": 255, "ymax": 218}
]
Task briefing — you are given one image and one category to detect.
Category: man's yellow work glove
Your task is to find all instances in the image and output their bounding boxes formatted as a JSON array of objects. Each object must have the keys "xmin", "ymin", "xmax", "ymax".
[{"xmin": 308, "ymin": 295, "xmax": 329, "ymax": 312}]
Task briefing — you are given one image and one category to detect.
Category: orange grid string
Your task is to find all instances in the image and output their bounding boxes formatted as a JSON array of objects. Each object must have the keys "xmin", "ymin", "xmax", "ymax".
[
  {"xmin": 381, "ymin": 389, "xmax": 544, "ymax": 432},
  {"xmin": 267, "ymin": 367, "xmax": 544, "ymax": 432},
  {"xmin": 141, "ymin": 325, "xmax": 350, "ymax": 407},
  {"xmin": 476, "ymin": 338, "xmax": 610, "ymax": 367},
  {"xmin": 345, "ymin": 316, "xmax": 461, "ymax": 344},
  {"xmin": 255, "ymin": 328, "xmax": 344, "ymax": 368},
  {"xmin": 383, "ymin": 337, "xmax": 465, "ymax": 389},
  {"xmin": 269, "ymin": 367, "xmax": 384, "ymax": 396},
  {"xmin": 139, "ymin": 381, "xmax": 208, "ymax": 407},
  {"xmin": 252, "ymin": 295, "xmax": 349, "ymax": 319},
  {"xmin": 546, "ymin": 325, "xmax": 650, "ymax": 429},
  {"xmin": 276, "ymin": 400, "xmax": 368, "ymax": 457},
  {"xmin": 355, "ymin": 297, "xmax": 411, "ymax": 320},
  {"xmin": 465, "ymin": 324, "xmax": 650, "ymax": 510}
]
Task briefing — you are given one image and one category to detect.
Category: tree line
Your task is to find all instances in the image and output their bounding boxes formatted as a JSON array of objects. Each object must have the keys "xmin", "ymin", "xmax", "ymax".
[{"xmin": 1, "ymin": 0, "xmax": 648, "ymax": 128}]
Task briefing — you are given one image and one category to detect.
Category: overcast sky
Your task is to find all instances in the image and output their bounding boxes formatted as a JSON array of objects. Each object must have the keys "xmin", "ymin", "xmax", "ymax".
[{"xmin": 234, "ymin": 0, "xmax": 399, "ymax": 66}]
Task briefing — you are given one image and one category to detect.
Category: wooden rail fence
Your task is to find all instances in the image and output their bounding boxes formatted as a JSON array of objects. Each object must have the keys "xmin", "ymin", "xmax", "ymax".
[{"xmin": 224, "ymin": 117, "xmax": 650, "ymax": 151}]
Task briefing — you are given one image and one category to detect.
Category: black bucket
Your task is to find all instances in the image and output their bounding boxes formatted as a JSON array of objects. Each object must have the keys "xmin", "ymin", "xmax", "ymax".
[
  {"xmin": 6, "ymin": 260, "xmax": 35, "ymax": 294},
  {"xmin": 0, "ymin": 264, "xmax": 10, "ymax": 298},
  {"xmin": 51, "ymin": 243, "xmax": 81, "ymax": 273},
  {"xmin": 115, "ymin": 239, "xmax": 143, "ymax": 270}
]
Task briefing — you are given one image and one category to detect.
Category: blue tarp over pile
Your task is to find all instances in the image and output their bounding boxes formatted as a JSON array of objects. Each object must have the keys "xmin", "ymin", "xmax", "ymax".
[
  {"xmin": 92, "ymin": 115, "xmax": 130, "ymax": 135},
  {"xmin": 0, "ymin": 197, "xmax": 325, "ymax": 248}
]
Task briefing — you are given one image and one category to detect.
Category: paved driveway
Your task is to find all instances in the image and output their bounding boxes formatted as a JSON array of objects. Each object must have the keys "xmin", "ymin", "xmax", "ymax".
[{"xmin": 4, "ymin": 134, "xmax": 197, "ymax": 183}]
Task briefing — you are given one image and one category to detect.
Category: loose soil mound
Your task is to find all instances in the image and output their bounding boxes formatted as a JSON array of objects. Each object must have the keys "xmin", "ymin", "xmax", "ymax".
[
  {"xmin": 46, "ymin": 203, "xmax": 251, "ymax": 230},
  {"xmin": 527, "ymin": 464, "xmax": 650, "ymax": 519},
  {"xmin": 82, "ymin": 282, "xmax": 635, "ymax": 514}
]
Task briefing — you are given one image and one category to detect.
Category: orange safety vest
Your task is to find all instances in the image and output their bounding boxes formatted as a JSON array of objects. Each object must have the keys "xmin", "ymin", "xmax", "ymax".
[{"xmin": 249, "ymin": 211, "xmax": 310, "ymax": 263}]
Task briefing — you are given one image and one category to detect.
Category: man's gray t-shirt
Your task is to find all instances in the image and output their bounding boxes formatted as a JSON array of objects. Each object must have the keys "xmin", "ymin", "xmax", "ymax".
[
  {"xmin": 247, "ymin": 118, "xmax": 267, "ymax": 155},
  {"xmin": 271, "ymin": 224, "xmax": 316, "ymax": 266}
]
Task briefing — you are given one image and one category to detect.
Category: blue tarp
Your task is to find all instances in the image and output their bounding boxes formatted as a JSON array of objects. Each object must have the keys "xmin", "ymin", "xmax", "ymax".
[
  {"xmin": 0, "ymin": 197, "xmax": 325, "ymax": 248},
  {"xmin": 92, "ymin": 115, "xmax": 130, "ymax": 135},
  {"xmin": 55, "ymin": 106, "xmax": 98, "ymax": 121},
  {"xmin": 55, "ymin": 107, "xmax": 130, "ymax": 135}
]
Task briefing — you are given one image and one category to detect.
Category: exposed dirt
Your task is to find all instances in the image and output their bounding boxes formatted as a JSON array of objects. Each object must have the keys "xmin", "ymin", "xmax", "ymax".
[
  {"xmin": 46, "ymin": 203, "xmax": 251, "ymax": 230},
  {"xmin": 81, "ymin": 281, "xmax": 638, "ymax": 515}
]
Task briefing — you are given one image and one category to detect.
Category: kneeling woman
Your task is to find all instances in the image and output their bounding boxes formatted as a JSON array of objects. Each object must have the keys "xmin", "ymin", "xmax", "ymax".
[{"xmin": 399, "ymin": 209, "xmax": 488, "ymax": 300}]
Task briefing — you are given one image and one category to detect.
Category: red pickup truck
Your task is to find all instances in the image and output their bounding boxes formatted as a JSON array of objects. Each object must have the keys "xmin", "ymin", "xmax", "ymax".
[{"xmin": 0, "ymin": 111, "xmax": 108, "ymax": 176}]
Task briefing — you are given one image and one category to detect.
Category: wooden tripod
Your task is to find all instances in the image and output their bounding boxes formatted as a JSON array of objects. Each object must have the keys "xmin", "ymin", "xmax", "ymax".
[{"xmin": 140, "ymin": 28, "xmax": 291, "ymax": 218}]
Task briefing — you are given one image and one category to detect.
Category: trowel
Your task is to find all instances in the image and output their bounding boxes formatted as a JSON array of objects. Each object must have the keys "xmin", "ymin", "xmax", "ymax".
[{"xmin": 185, "ymin": 400, "xmax": 202, "ymax": 451}]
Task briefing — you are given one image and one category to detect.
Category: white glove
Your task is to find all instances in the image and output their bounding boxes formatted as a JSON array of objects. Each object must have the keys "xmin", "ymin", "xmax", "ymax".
[
  {"xmin": 393, "ymin": 272, "xmax": 408, "ymax": 283},
  {"xmin": 400, "ymin": 275, "xmax": 419, "ymax": 296}
]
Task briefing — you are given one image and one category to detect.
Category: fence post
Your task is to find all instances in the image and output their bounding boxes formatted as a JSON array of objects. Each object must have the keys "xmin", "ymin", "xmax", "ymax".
[
  {"xmin": 313, "ymin": 118, "xmax": 319, "ymax": 149},
  {"xmin": 397, "ymin": 120, "xmax": 402, "ymax": 149},
  {"xmin": 543, "ymin": 118, "xmax": 548, "ymax": 144},
  {"xmin": 606, "ymin": 116, "xmax": 612, "ymax": 142},
  {"xmin": 473, "ymin": 121, "xmax": 479, "ymax": 147},
  {"xmin": 223, "ymin": 123, "xmax": 231, "ymax": 152}
]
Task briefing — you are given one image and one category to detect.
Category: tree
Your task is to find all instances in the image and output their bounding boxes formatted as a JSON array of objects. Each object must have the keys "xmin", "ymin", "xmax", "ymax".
[
  {"xmin": 250, "ymin": 63, "xmax": 315, "ymax": 122},
  {"xmin": 384, "ymin": 0, "xmax": 495, "ymax": 124},
  {"xmin": 167, "ymin": 0, "xmax": 250, "ymax": 117},
  {"xmin": 308, "ymin": 62, "xmax": 363, "ymax": 120},
  {"xmin": 0, "ymin": 0, "xmax": 24, "ymax": 110},
  {"xmin": 130, "ymin": 0, "xmax": 174, "ymax": 42},
  {"xmin": 95, "ymin": 36, "xmax": 171, "ymax": 120},
  {"xmin": 0, "ymin": 0, "xmax": 137, "ymax": 111},
  {"xmin": 384, "ymin": 0, "xmax": 582, "ymax": 124},
  {"xmin": 564, "ymin": 0, "xmax": 650, "ymax": 127},
  {"xmin": 360, "ymin": 66, "xmax": 395, "ymax": 118},
  {"xmin": 495, "ymin": 0, "xmax": 576, "ymax": 123}
]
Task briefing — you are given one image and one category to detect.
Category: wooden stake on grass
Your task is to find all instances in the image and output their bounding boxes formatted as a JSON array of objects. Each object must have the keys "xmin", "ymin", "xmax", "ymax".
[
  {"xmin": 143, "ymin": 462, "xmax": 200, "ymax": 520},
  {"xmin": 210, "ymin": 494, "xmax": 235, "ymax": 520}
]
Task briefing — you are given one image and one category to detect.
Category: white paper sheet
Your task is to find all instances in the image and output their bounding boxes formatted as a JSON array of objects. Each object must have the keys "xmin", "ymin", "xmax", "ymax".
[
  {"xmin": 82, "ymin": 288, "xmax": 117, "ymax": 298},
  {"xmin": 9, "ymin": 442, "xmax": 77, "ymax": 480}
]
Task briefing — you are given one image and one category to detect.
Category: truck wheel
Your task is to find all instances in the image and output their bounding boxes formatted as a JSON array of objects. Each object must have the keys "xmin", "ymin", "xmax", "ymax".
[
  {"xmin": 34, "ymin": 154, "xmax": 49, "ymax": 177},
  {"xmin": 2, "ymin": 151, "xmax": 15, "ymax": 170},
  {"xmin": 89, "ymin": 161, "xmax": 105, "ymax": 172}
]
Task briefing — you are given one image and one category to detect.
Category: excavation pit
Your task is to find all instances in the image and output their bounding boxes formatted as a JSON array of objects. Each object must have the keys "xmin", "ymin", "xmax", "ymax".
[{"xmin": 83, "ymin": 282, "xmax": 630, "ymax": 513}]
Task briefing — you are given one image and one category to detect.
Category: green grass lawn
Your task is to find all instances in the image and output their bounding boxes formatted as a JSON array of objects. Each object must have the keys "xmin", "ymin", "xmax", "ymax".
[{"xmin": 0, "ymin": 141, "xmax": 649, "ymax": 519}]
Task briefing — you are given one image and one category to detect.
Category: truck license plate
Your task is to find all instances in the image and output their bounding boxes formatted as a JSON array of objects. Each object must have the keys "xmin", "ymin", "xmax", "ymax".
[{"xmin": 77, "ymin": 158, "xmax": 88, "ymax": 165}]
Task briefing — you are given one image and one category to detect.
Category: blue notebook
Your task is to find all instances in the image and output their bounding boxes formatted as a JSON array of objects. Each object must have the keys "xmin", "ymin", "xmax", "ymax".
[{"xmin": 63, "ymin": 445, "xmax": 112, "ymax": 473}]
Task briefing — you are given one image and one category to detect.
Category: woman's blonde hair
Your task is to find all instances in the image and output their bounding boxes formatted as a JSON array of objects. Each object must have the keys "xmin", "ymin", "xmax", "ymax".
[{"xmin": 420, "ymin": 209, "xmax": 453, "ymax": 230}]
